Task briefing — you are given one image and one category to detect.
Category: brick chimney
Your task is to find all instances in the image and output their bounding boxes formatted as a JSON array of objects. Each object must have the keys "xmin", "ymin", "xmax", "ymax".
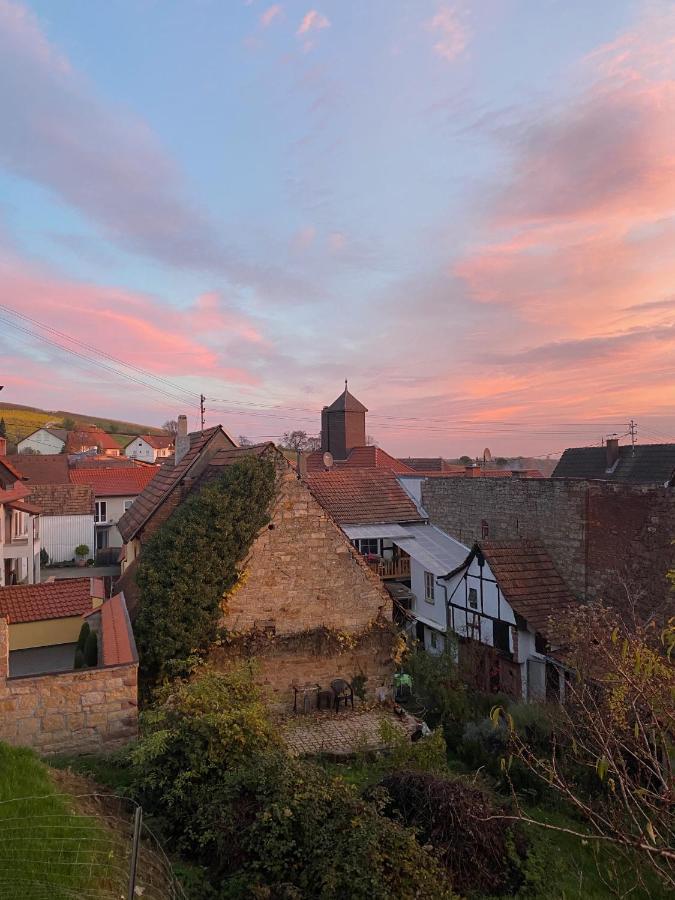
[
  {"xmin": 174, "ymin": 415, "xmax": 189, "ymax": 466},
  {"xmin": 605, "ymin": 437, "xmax": 620, "ymax": 471},
  {"xmin": 464, "ymin": 465, "xmax": 480, "ymax": 477}
]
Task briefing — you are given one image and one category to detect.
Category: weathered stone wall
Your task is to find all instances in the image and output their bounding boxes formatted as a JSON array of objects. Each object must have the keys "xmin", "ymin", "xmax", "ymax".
[
  {"xmin": 0, "ymin": 618, "xmax": 138, "ymax": 755},
  {"xmin": 422, "ymin": 477, "xmax": 675, "ymax": 616},
  {"xmin": 222, "ymin": 470, "xmax": 392, "ymax": 634}
]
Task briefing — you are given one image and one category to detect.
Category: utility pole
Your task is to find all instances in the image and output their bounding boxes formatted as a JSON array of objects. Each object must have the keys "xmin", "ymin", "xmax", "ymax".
[
  {"xmin": 200, "ymin": 394, "xmax": 205, "ymax": 432},
  {"xmin": 629, "ymin": 419, "xmax": 637, "ymax": 453}
]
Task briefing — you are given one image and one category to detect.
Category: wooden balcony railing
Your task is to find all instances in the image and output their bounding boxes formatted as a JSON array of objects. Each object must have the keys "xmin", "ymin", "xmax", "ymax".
[{"xmin": 367, "ymin": 557, "xmax": 411, "ymax": 580}]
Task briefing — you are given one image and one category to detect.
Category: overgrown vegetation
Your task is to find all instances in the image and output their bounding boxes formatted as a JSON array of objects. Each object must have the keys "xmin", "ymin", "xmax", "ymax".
[{"xmin": 134, "ymin": 456, "xmax": 277, "ymax": 686}]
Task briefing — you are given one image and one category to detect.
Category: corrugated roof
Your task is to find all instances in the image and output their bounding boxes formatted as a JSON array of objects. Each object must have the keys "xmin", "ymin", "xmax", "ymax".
[
  {"xmin": 394, "ymin": 524, "xmax": 469, "ymax": 575},
  {"xmin": 27, "ymin": 483, "xmax": 94, "ymax": 516},
  {"xmin": 552, "ymin": 444, "xmax": 675, "ymax": 484},
  {"xmin": 69, "ymin": 465, "xmax": 159, "ymax": 497},
  {"xmin": 479, "ymin": 540, "xmax": 578, "ymax": 641},
  {"xmin": 304, "ymin": 468, "xmax": 425, "ymax": 525},
  {"xmin": 0, "ymin": 577, "xmax": 99, "ymax": 624}
]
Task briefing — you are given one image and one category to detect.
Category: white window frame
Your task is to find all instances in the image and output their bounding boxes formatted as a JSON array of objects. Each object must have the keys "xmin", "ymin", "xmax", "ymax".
[
  {"xmin": 424, "ymin": 571, "xmax": 435, "ymax": 603},
  {"xmin": 468, "ymin": 586, "xmax": 478, "ymax": 610},
  {"xmin": 95, "ymin": 500, "xmax": 107, "ymax": 524}
]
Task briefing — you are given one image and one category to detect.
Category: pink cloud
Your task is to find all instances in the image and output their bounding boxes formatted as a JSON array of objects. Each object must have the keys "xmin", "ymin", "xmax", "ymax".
[
  {"xmin": 260, "ymin": 4, "xmax": 282, "ymax": 28},
  {"xmin": 297, "ymin": 9, "xmax": 330, "ymax": 37},
  {"xmin": 427, "ymin": 5, "xmax": 467, "ymax": 63}
]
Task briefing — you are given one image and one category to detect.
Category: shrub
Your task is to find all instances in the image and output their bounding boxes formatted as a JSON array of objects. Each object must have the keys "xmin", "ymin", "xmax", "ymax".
[
  {"xmin": 402, "ymin": 645, "xmax": 470, "ymax": 748},
  {"xmin": 39, "ymin": 547, "xmax": 49, "ymax": 567},
  {"xmin": 76, "ymin": 622, "xmax": 90, "ymax": 653},
  {"xmin": 377, "ymin": 770, "xmax": 527, "ymax": 896},
  {"xmin": 351, "ymin": 672, "xmax": 368, "ymax": 700},
  {"xmin": 73, "ymin": 649, "xmax": 85, "ymax": 670},
  {"xmin": 74, "ymin": 544, "xmax": 89, "ymax": 558},
  {"xmin": 134, "ymin": 456, "xmax": 277, "ymax": 685},
  {"xmin": 83, "ymin": 631, "xmax": 98, "ymax": 667}
]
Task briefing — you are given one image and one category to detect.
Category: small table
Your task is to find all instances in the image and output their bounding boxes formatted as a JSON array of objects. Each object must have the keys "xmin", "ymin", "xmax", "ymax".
[{"xmin": 293, "ymin": 682, "xmax": 321, "ymax": 713}]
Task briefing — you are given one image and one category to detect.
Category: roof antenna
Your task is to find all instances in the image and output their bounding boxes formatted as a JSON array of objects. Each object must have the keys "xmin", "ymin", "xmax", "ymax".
[{"xmin": 345, "ymin": 378, "xmax": 348, "ymax": 392}]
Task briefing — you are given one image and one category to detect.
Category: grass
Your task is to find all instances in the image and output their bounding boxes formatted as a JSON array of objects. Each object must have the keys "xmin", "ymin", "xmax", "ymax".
[
  {"xmin": 0, "ymin": 742, "xmax": 129, "ymax": 900},
  {"xmin": 0, "ymin": 401, "xmax": 162, "ymax": 444}
]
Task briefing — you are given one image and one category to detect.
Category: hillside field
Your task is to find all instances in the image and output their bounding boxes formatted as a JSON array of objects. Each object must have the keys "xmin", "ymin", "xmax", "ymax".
[{"xmin": 0, "ymin": 401, "xmax": 163, "ymax": 444}]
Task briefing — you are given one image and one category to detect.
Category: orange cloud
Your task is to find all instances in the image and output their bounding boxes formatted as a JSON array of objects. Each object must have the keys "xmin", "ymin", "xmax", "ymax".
[
  {"xmin": 427, "ymin": 5, "xmax": 467, "ymax": 63},
  {"xmin": 297, "ymin": 9, "xmax": 330, "ymax": 37},
  {"xmin": 260, "ymin": 5, "xmax": 282, "ymax": 28}
]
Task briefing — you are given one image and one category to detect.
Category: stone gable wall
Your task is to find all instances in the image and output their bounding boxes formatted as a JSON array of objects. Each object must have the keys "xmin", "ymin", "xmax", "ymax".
[
  {"xmin": 221, "ymin": 470, "xmax": 392, "ymax": 634},
  {"xmin": 0, "ymin": 618, "xmax": 138, "ymax": 754},
  {"xmin": 422, "ymin": 477, "xmax": 675, "ymax": 616}
]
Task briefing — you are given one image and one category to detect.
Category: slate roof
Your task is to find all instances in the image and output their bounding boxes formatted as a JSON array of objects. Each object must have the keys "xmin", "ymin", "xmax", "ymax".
[
  {"xmin": 0, "ymin": 577, "xmax": 99, "ymax": 624},
  {"xmin": 69, "ymin": 466, "xmax": 159, "ymax": 497},
  {"xmin": 6, "ymin": 454, "xmax": 70, "ymax": 484},
  {"xmin": 552, "ymin": 443, "xmax": 675, "ymax": 485},
  {"xmin": 26, "ymin": 483, "xmax": 94, "ymax": 516},
  {"xmin": 324, "ymin": 387, "xmax": 368, "ymax": 413},
  {"xmin": 479, "ymin": 540, "xmax": 577, "ymax": 642},
  {"xmin": 117, "ymin": 426, "xmax": 224, "ymax": 542},
  {"xmin": 304, "ymin": 468, "xmax": 426, "ymax": 525}
]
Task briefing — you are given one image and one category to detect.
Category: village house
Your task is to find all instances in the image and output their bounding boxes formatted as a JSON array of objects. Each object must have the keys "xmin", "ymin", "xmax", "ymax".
[
  {"xmin": 17, "ymin": 427, "xmax": 68, "ymax": 455},
  {"xmin": 0, "ymin": 577, "xmax": 138, "ymax": 753},
  {"xmin": 23, "ymin": 483, "xmax": 95, "ymax": 565},
  {"xmin": 66, "ymin": 426, "xmax": 121, "ymax": 457},
  {"xmin": 117, "ymin": 416, "xmax": 397, "ymax": 709},
  {"xmin": 123, "ymin": 433, "xmax": 174, "ymax": 463},
  {"xmin": 0, "ymin": 442, "xmax": 41, "ymax": 586},
  {"xmin": 553, "ymin": 437, "xmax": 675, "ymax": 487}
]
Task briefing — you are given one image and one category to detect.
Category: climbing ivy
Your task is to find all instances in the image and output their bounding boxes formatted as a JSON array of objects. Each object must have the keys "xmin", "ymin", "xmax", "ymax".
[{"xmin": 134, "ymin": 455, "xmax": 277, "ymax": 687}]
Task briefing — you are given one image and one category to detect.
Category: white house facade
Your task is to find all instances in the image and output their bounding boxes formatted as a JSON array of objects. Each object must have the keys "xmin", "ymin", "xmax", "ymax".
[
  {"xmin": 124, "ymin": 435, "xmax": 173, "ymax": 463},
  {"xmin": 17, "ymin": 428, "xmax": 67, "ymax": 455},
  {"xmin": 24, "ymin": 484, "xmax": 95, "ymax": 564}
]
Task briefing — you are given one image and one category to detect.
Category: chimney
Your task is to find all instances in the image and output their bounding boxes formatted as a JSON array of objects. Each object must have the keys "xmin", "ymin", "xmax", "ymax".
[
  {"xmin": 174, "ymin": 415, "xmax": 189, "ymax": 466},
  {"xmin": 465, "ymin": 465, "xmax": 480, "ymax": 477},
  {"xmin": 0, "ymin": 437, "xmax": 6, "ymax": 457},
  {"xmin": 605, "ymin": 437, "xmax": 620, "ymax": 471},
  {"xmin": 296, "ymin": 450, "xmax": 307, "ymax": 478}
]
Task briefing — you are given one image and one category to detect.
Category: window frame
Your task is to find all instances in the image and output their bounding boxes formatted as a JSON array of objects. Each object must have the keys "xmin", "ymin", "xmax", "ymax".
[
  {"xmin": 424, "ymin": 571, "xmax": 435, "ymax": 603},
  {"xmin": 94, "ymin": 500, "xmax": 108, "ymax": 524}
]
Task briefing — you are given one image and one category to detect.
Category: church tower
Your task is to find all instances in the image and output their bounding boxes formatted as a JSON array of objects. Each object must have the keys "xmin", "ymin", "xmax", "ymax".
[{"xmin": 320, "ymin": 382, "xmax": 367, "ymax": 460}]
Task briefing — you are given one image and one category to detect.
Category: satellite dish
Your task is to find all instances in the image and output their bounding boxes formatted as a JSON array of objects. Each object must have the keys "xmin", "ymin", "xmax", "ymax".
[
  {"xmin": 483, "ymin": 447, "xmax": 492, "ymax": 462},
  {"xmin": 322, "ymin": 451, "xmax": 334, "ymax": 470}
]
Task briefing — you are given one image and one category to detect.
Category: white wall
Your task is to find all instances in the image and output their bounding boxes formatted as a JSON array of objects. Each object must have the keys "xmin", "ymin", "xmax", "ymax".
[
  {"xmin": 17, "ymin": 430, "xmax": 64, "ymax": 455},
  {"xmin": 446, "ymin": 558, "xmax": 517, "ymax": 651},
  {"xmin": 41, "ymin": 515, "xmax": 95, "ymax": 563},
  {"xmin": 125, "ymin": 437, "xmax": 156, "ymax": 462},
  {"xmin": 95, "ymin": 495, "xmax": 136, "ymax": 548}
]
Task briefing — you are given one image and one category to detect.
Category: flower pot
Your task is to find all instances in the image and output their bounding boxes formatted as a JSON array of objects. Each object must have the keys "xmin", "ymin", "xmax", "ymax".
[{"xmin": 76, "ymin": 557, "xmax": 86, "ymax": 568}]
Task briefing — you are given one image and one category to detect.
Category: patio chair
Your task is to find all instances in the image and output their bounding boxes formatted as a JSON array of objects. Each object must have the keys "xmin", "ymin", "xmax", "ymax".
[{"xmin": 330, "ymin": 678, "xmax": 354, "ymax": 713}]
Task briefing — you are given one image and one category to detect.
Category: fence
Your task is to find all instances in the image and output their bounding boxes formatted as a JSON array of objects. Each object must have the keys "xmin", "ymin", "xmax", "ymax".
[{"xmin": 0, "ymin": 792, "xmax": 187, "ymax": 899}]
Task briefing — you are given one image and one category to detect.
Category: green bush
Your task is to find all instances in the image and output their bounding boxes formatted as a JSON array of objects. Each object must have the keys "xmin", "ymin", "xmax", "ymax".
[
  {"xmin": 134, "ymin": 456, "xmax": 277, "ymax": 685},
  {"xmin": 73, "ymin": 649, "xmax": 85, "ymax": 670},
  {"xmin": 74, "ymin": 544, "xmax": 89, "ymax": 558},
  {"xmin": 402, "ymin": 645, "xmax": 470, "ymax": 749},
  {"xmin": 39, "ymin": 547, "xmax": 49, "ymax": 567},
  {"xmin": 83, "ymin": 631, "xmax": 98, "ymax": 667},
  {"xmin": 76, "ymin": 622, "xmax": 90, "ymax": 653}
]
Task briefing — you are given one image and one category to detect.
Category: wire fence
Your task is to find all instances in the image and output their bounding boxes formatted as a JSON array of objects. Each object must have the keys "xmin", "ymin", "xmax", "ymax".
[{"xmin": 0, "ymin": 792, "xmax": 187, "ymax": 900}]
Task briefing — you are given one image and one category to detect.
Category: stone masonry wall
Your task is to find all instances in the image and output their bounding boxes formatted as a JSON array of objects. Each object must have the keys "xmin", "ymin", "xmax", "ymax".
[
  {"xmin": 221, "ymin": 470, "xmax": 392, "ymax": 634},
  {"xmin": 422, "ymin": 477, "xmax": 675, "ymax": 617},
  {"xmin": 0, "ymin": 617, "xmax": 138, "ymax": 755}
]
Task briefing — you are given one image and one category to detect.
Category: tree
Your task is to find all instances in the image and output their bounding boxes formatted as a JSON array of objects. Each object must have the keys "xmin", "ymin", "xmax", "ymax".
[
  {"xmin": 162, "ymin": 419, "xmax": 178, "ymax": 439},
  {"xmin": 366, "ymin": 433, "xmax": 379, "ymax": 447},
  {"xmin": 0, "ymin": 418, "xmax": 5, "ymax": 438},
  {"xmin": 280, "ymin": 430, "xmax": 320, "ymax": 451},
  {"xmin": 61, "ymin": 417, "xmax": 76, "ymax": 430},
  {"xmin": 494, "ymin": 604, "xmax": 675, "ymax": 892},
  {"xmin": 134, "ymin": 456, "xmax": 277, "ymax": 685},
  {"xmin": 458, "ymin": 455, "xmax": 472, "ymax": 465},
  {"xmin": 238, "ymin": 434, "xmax": 253, "ymax": 447}
]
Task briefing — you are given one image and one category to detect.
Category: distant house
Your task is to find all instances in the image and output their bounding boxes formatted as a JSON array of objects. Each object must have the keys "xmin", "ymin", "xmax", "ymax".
[
  {"xmin": 117, "ymin": 416, "xmax": 396, "ymax": 709},
  {"xmin": 17, "ymin": 427, "xmax": 68, "ymax": 455},
  {"xmin": 0, "ymin": 449, "xmax": 41, "ymax": 586},
  {"xmin": 398, "ymin": 458, "xmax": 465, "ymax": 475},
  {"xmin": 123, "ymin": 434, "xmax": 174, "ymax": 463},
  {"xmin": 553, "ymin": 438, "xmax": 675, "ymax": 486},
  {"xmin": 69, "ymin": 466, "xmax": 159, "ymax": 558},
  {"xmin": 0, "ymin": 578, "xmax": 138, "ymax": 754},
  {"xmin": 66, "ymin": 426, "xmax": 121, "ymax": 458}
]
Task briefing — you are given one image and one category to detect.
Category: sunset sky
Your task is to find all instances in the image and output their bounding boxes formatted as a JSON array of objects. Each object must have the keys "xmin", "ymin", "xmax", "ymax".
[{"xmin": 1, "ymin": 0, "xmax": 674, "ymax": 457}]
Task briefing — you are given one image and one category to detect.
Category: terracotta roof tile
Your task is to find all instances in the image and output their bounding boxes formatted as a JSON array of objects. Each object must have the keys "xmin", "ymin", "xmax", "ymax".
[
  {"xmin": 99, "ymin": 593, "xmax": 137, "ymax": 666},
  {"xmin": 398, "ymin": 458, "xmax": 464, "ymax": 473},
  {"xmin": 304, "ymin": 468, "xmax": 425, "ymax": 525},
  {"xmin": 479, "ymin": 540, "xmax": 577, "ymax": 641},
  {"xmin": 66, "ymin": 427, "xmax": 120, "ymax": 453},
  {"xmin": 306, "ymin": 445, "xmax": 415, "ymax": 474},
  {"xmin": 27, "ymin": 483, "xmax": 94, "ymax": 516},
  {"xmin": 6, "ymin": 454, "xmax": 70, "ymax": 484},
  {"xmin": 69, "ymin": 466, "xmax": 159, "ymax": 497},
  {"xmin": 0, "ymin": 578, "xmax": 98, "ymax": 624}
]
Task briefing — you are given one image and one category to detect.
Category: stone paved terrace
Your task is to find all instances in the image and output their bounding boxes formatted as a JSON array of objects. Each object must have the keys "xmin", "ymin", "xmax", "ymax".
[{"xmin": 281, "ymin": 707, "xmax": 420, "ymax": 758}]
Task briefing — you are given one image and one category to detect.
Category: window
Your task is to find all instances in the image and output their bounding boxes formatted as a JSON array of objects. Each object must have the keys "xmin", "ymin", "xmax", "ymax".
[
  {"xmin": 123, "ymin": 499, "xmax": 134, "ymax": 512},
  {"xmin": 429, "ymin": 630, "xmax": 437, "ymax": 649},
  {"xmin": 96, "ymin": 529, "xmax": 108, "ymax": 551},
  {"xmin": 481, "ymin": 519, "xmax": 489, "ymax": 539},
  {"xmin": 94, "ymin": 500, "xmax": 107, "ymax": 524},
  {"xmin": 468, "ymin": 587, "xmax": 478, "ymax": 609},
  {"xmin": 357, "ymin": 538, "xmax": 380, "ymax": 556},
  {"xmin": 424, "ymin": 571, "xmax": 435, "ymax": 603},
  {"xmin": 493, "ymin": 620, "xmax": 510, "ymax": 653}
]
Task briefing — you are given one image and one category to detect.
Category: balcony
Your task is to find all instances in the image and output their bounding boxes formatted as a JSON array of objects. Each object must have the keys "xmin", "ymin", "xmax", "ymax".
[{"xmin": 366, "ymin": 556, "xmax": 411, "ymax": 580}]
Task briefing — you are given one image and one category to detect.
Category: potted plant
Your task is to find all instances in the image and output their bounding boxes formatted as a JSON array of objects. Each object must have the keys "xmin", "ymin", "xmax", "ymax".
[{"xmin": 74, "ymin": 544, "xmax": 90, "ymax": 567}]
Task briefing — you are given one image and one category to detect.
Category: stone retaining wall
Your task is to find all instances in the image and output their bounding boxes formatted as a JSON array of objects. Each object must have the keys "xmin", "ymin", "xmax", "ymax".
[{"xmin": 0, "ymin": 617, "xmax": 138, "ymax": 755}]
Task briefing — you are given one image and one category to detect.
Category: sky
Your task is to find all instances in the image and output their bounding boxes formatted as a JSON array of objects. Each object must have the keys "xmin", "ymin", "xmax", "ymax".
[{"xmin": 1, "ymin": 0, "xmax": 675, "ymax": 457}]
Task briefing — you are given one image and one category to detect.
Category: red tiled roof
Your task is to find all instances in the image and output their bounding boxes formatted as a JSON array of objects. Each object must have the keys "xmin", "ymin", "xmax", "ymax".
[
  {"xmin": 27, "ymin": 483, "xmax": 94, "ymax": 516},
  {"xmin": 306, "ymin": 445, "xmax": 415, "ymax": 474},
  {"xmin": 479, "ymin": 540, "xmax": 577, "ymax": 641},
  {"xmin": 6, "ymin": 454, "xmax": 70, "ymax": 484},
  {"xmin": 69, "ymin": 466, "xmax": 159, "ymax": 497},
  {"xmin": 7, "ymin": 499, "xmax": 42, "ymax": 515},
  {"xmin": 125, "ymin": 433, "xmax": 173, "ymax": 450},
  {"xmin": 0, "ymin": 456, "xmax": 26, "ymax": 482},
  {"xmin": 398, "ymin": 458, "xmax": 464, "ymax": 474},
  {"xmin": 0, "ymin": 577, "xmax": 99, "ymax": 624},
  {"xmin": 70, "ymin": 455, "xmax": 147, "ymax": 469},
  {"xmin": 99, "ymin": 593, "xmax": 137, "ymax": 666},
  {"xmin": 304, "ymin": 468, "xmax": 425, "ymax": 525},
  {"xmin": 66, "ymin": 427, "xmax": 120, "ymax": 453},
  {"xmin": 117, "ymin": 426, "xmax": 233, "ymax": 542}
]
